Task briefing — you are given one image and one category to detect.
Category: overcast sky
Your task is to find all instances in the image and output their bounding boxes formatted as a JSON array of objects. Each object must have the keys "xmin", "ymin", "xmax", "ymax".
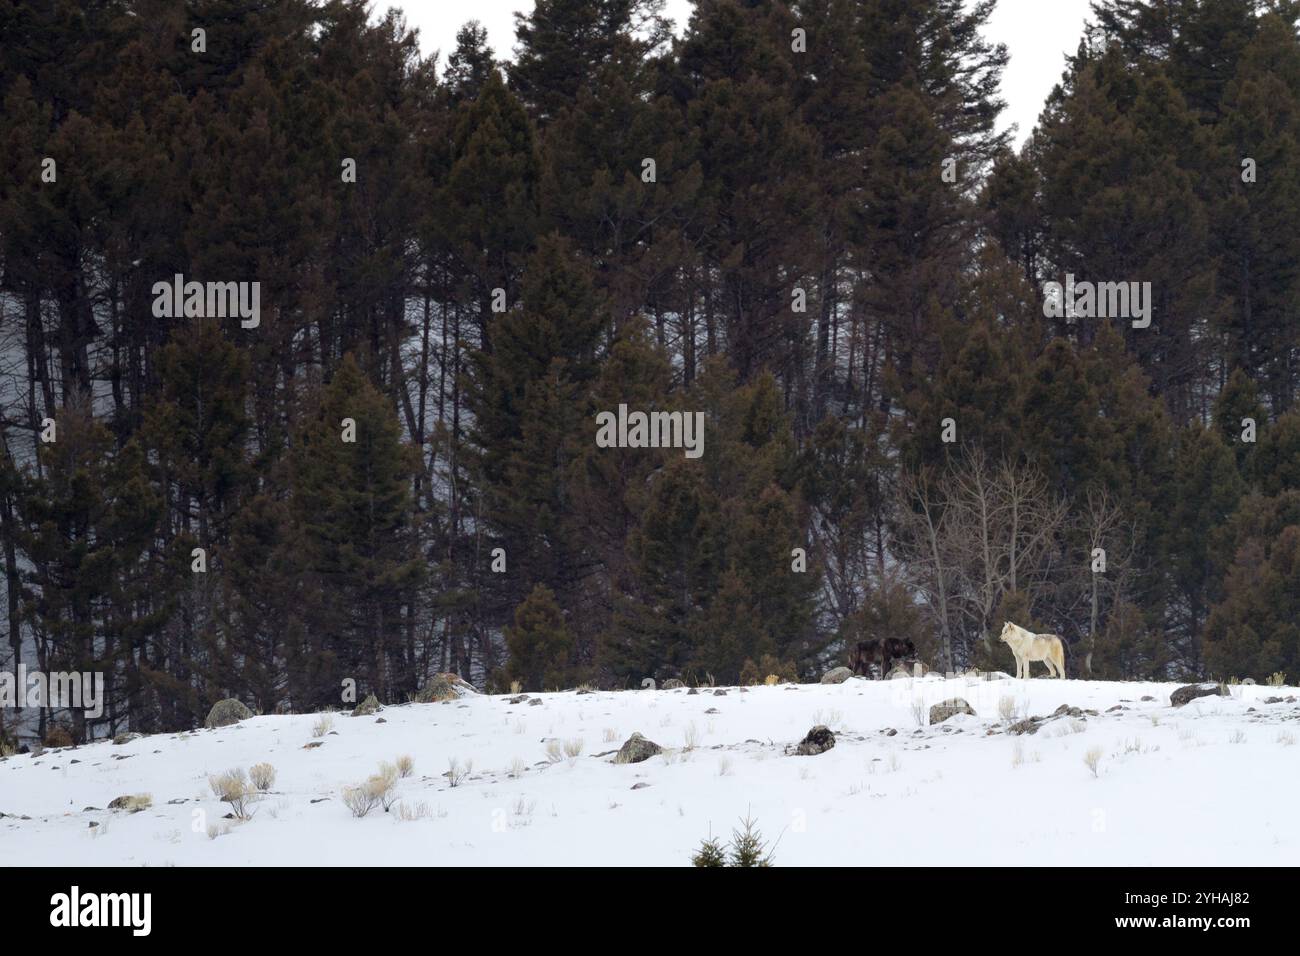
[{"xmin": 391, "ymin": 0, "xmax": 1096, "ymax": 146}]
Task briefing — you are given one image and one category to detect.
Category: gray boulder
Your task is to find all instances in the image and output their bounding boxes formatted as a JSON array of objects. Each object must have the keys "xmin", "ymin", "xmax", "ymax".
[
  {"xmin": 107, "ymin": 794, "xmax": 152, "ymax": 813},
  {"xmin": 821, "ymin": 666, "xmax": 854, "ymax": 685},
  {"xmin": 204, "ymin": 698, "xmax": 252, "ymax": 729},
  {"xmin": 614, "ymin": 732, "xmax": 663, "ymax": 764},
  {"xmin": 929, "ymin": 698, "xmax": 975, "ymax": 724},
  {"xmin": 351, "ymin": 694, "xmax": 381, "ymax": 717},
  {"xmin": 792, "ymin": 725, "xmax": 836, "ymax": 756},
  {"xmin": 415, "ymin": 673, "xmax": 478, "ymax": 703},
  {"xmin": 1170, "ymin": 683, "xmax": 1225, "ymax": 707}
]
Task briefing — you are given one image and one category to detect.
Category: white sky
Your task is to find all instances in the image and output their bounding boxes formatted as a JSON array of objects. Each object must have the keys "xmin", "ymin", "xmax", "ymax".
[{"xmin": 388, "ymin": 0, "xmax": 1096, "ymax": 146}]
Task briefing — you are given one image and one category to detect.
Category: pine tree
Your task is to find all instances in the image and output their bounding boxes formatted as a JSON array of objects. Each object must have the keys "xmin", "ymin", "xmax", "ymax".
[
  {"xmin": 503, "ymin": 584, "xmax": 577, "ymax": 690},
  {"xmin": 285, "ymin": 355, "xmax": 423, "ymax": 706},
  {"xmin": 467, "ymin": 235, "xmax": 609, "ymax": 674},
  {"xmin": 1160, "ymin": 423, "xmax": 1246, "ymax": 670},
  {"xmin": 1212, "ymin": 369, "xmax": 1267, "ymax": 471},
  {"xmin": 671, "ymin": 0, "xmax": 820, "ymax": 384},
  {"xmin": 444, "ymin": 21, "xmax": 497, "ymax": 104},
  {"xmin": 1035, "ymin": 47, "xmax": 1219, "ymax": 421},
  {"xmin": 898, "ymin": 319, "xmax": 1029, "ymax": 474},
  {"xmin": 511, "ymin": 0, "xmax": 672, "ymax": 123},
  {"xmin": 137, "ymin": 321, "xmax": 253, "ymax": 709},
  {"xmin": 439, "ymin": 69, "xmax": 540, "ymax": 354},
  {"xmin": 609, "ymin": 365, "xmax": 817, "ymax": 683},
  {"xmin": 1251, "ymin": 410, "xmax": 1300, "ymax": 497},
  {"xmin": 18, "ymin": 405, "xmax": 161, "ymax": 739},
  {"xmin": 1203, "ymin": 526, "xmax": 1300, "ymax": 681},
  {"xmin": 610, "ymin": 456, "xmax": 723, "ymax": 681}
]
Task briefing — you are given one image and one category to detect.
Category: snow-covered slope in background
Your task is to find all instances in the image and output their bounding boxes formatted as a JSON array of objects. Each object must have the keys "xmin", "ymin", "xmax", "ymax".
[{"xmin": 2, "ymin": 675, "xmax": 1296, "ymax": 866}]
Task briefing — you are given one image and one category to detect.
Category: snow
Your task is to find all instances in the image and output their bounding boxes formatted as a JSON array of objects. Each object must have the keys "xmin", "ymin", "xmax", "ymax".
[{"xmin": 2, "ymin": 675, "xmax": 1296, "ymax": 866}]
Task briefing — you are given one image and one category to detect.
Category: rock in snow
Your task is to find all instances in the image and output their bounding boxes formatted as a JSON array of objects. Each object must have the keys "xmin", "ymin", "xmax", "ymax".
[
  {"xmin": 415, "ymin": 673, "xmax": 478, "ymax": 703},
  {"xmin": 204, "ymin": 698, "xmax": 252, "ymax": 729},
  {"xmin": 1170, "ymin": 682, "xmax": 1225, "ymax": 707},
  {"xmin": 792, "ymin": 725, "xmax": 836, "ymax": 755},
  {"xmin": 614, "ymin": 733, "xmax": 663, "ymax": 764},
  {"xmin": 929, "ymin": 698, "xmax": 975, "ymax": 724}
]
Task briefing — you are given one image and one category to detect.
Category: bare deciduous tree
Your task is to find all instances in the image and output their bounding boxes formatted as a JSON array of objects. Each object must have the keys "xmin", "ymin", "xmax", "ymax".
[
  {"xmin": 1076, "ymin": 488, "xmax": 1138, "ymax": 676},
  {"xmin": 895, "ymin": 467, "xmax": 961, "ymax": 670},
  {"xmin": 898, "ymin": 449, "xmax": 1071, "ymax": 668}
]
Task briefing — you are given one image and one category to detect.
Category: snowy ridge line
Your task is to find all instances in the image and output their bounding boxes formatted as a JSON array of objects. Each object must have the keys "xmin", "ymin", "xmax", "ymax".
[{"xmin": 1, "ymin": 675, "xmax": 1296, "ymax": 867}]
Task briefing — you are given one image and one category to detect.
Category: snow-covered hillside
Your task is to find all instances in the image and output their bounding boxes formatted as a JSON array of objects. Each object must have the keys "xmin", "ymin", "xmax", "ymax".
[{"xmin": 2, "ymin": 674, "xmax": 1296, "ymax": 866}]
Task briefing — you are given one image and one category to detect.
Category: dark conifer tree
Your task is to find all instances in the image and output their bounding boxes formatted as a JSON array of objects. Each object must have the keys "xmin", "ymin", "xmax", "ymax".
[{"xmin": 284, "ymin": 355, "xmax": 423, "ymax": 705}]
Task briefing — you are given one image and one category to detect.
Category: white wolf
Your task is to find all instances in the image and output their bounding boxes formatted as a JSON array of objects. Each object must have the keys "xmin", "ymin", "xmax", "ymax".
[{"xmin": 998, "ymin": 622, "xmax": 1065, "ymax": 679}]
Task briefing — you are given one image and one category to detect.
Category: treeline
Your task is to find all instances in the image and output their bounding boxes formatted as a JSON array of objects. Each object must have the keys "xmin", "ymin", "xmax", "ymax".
[{"xmin": 1, "ymin": 0, "xmax": 1299, "ymax": 740}]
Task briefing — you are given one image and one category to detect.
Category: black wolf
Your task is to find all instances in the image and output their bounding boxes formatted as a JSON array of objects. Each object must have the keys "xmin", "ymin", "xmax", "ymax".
[{"xmin": 848, "ymin": 638, "xmax": 918, "ymax": 678}]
